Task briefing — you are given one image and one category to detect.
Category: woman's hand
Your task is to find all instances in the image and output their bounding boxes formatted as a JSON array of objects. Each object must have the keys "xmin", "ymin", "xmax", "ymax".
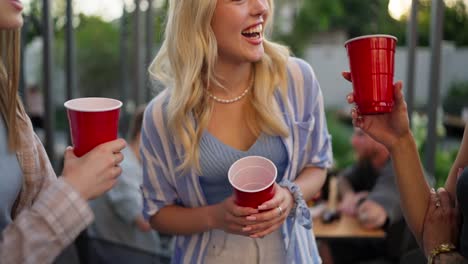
[
  {"xmin": 211, "ymin": 196, "xmax": 259, "ymax": 236},
  {"xmin": 62, "ymin": 138, "xmax": 126, "ymax": 200},
  {"xmin": 339, "ymin": 191, "xmax": 368, "ymax": 216},
  {"xmin": 243, "ymin": 184, "xmax": 294, "ymax": 238},
  {"xmin": 422, "ymin": 188, "xmax": 460, "ymax": 257},
  {"xmin": 343, "ymin": 72, "xmax": 412, "ymax": 151}
]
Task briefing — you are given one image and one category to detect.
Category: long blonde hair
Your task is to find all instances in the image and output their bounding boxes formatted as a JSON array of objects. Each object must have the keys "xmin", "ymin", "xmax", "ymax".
[
  {"xmin": 149, "ymin": 0, "xmax": 290, "ymax": 171},
  {"xmin": 0, "ymin": 29, "xmax": 25, "ymax": 152}
]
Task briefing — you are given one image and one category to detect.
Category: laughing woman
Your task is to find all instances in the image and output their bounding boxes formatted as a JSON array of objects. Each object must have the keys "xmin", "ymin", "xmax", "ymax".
[{"xmin": 141, "ymin": 0, "xmax": 333, "ymax": 263}]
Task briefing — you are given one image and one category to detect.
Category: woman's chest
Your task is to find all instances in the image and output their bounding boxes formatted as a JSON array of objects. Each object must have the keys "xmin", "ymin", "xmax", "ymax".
[{"xmin": 207, "ymin": 105, "xmax": 257, "ymax": 152}]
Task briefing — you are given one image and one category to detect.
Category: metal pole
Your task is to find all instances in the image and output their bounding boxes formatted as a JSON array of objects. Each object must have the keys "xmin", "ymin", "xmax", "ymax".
[
  {"xmin": 65, "ymin": 0, "xmax": 75, "ymax": 145},
  {"xmin": 406, "ymin": 0, "xmax": 419, "ymax": 127},
  {"xmin": 134, "ymin": 0, "xmax": 143, "ymax": 106},
  {"xmin": 145, "ymin": 0, "xmax": 154, "ymax": 102},
  {"xmin": 425, "ymin": 0, "xmax": 445, "ymax": 177},
  {"xmin": 120, "ymin": 3, "xmax": 130, "ymax": 136},
  {"xmin": 42, "ymin": 0, "xmax": 55, "ymax": 164}
]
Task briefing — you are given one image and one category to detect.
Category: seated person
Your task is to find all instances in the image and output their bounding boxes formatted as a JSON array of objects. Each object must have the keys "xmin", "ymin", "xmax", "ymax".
[
  {"xmin": 87, "ymin": 106, "xmax": 163, "ymax": 256},
  {"xmin": 323, "ymin": 128, "xmax": 429, "ymax": 263}
]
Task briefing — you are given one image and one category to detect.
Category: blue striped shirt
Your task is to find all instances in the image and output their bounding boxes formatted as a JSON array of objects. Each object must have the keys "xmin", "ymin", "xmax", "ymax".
[
  {"xmin": 199, "ymin": 132, "xmax": 288, "ymax": 205},
  {"xmin": 141, "ymin": 57, "xmax": 333, "ymax": 264}
]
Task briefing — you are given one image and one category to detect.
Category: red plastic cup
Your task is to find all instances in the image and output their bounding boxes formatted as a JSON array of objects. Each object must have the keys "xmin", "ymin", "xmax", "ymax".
[
  {"xmin": 228, "ymin": 156, "xmax": 277, "ymax": 208},
  {"xmin": 64, "ymin": 97, "xmax": 122, "ymax": 157},
  {"xmin": 345, "ymin": 34, "xmax": 398, "ymax": 115}
]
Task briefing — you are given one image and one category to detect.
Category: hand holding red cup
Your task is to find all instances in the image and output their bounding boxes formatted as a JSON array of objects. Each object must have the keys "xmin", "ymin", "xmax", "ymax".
[
  {"xmin": 345, "ymin": 34, "xmax": 398, "ymax": 115},
  {"xmin": 64, "ymin": 97, "xmax": 122, "ymax": 157},
  {"xmin": 228, "ymin": 156, "xmax": 277, "ymax": 209}
]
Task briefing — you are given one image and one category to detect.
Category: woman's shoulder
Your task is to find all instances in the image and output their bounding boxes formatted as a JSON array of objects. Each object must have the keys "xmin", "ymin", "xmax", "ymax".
[
  {"xmin": 287, "ymin": 57, "xmax": 317, "ymax": 84},
  {"xmin": 142, "ymin": 89, "xmax": 171, "ymax": 136},
  {"xmin": 286, "ymin": 57, "xmax": 320, "ymax": 97},
  {"xmin": 144, "ymin": 89, "xmax": 169, "ymax": 119}
]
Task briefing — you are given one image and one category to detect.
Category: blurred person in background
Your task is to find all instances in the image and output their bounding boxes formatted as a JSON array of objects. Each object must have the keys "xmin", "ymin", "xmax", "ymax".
[
  {"xmin": 23, "ymin": 36, "xmax": 44, "ymax": 130},
  {"xmin": 320, "ymin": 128, "xmax": 421, "ymax": 264},
  {"xmin": 87, "ymin": 106, "xmax": 165, "ymax": 256},
  {"xmin": 0, "ymin": 1, "xmax": 126, "ymax": 263},
  {"xmin": 24, "ymin": 84, "xmax": 44, "ymax": 129}
]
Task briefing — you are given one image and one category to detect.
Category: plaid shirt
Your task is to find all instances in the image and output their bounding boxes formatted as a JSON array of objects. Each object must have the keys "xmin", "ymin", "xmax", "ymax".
[{"xmin": 0, "ymin": 114, "xmax": 94, "ymax": 264}]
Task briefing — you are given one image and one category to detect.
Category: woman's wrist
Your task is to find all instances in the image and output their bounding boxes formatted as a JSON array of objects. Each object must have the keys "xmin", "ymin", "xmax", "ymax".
[
  {"xmin": 61, "ymin": 176, "xmax": 90, "ymax": 201},
  {"xmin": 433, "ymin": 251, "xmax": 467, "ymax": 264},
  {"xmin": 206, "ymin": 204, "xmax": 219, "ymax": 230},
  {"xmin": 388, "ymin": 131, "xmax": 415, "ymax": 155},
  {"xmin": 428, "ymin": 243, "xmax": 457, "ymax": 264},
  {"xmin": 278, "ymin": 179, "xmax": 312, "ymax": 228}
]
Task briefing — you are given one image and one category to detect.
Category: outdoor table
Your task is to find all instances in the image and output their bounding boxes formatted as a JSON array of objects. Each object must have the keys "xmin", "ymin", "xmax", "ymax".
[{"xmin": 312, "ymin": 214, "xmax": 386, "ymax": 240}]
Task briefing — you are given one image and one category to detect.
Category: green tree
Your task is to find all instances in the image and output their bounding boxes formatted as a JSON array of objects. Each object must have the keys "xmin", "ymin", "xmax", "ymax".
[
  {"xmin": 275, "ymin": 0, "xmax": 405, "ymax": 55},
  {"xmin": 276, "ymin": 0, "xmax": 468, "ymax": 56},
  {"xmin": 72, "ymin": 15, "xmax": 120, "ymax": 97},
  {"xmin": 399, "ymin": 0, "xmax": 468, "ymax": 46}
]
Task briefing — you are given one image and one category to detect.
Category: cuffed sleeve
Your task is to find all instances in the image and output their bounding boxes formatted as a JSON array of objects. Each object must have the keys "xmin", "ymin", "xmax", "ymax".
[{"xmin": 1, "ymin": 178, "xmax": 93, "ymax": 264}]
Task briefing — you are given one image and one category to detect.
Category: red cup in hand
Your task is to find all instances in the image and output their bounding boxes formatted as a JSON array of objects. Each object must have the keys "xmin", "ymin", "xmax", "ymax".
[
  {"xmin": 228, "ymin": 156, "xmax": 277, "ymax": 209},
  {"xmin": 345, "ymin": 34, "xmax": 398, "ymax": 115},
  {"xmin": 64, "ymin": 97, "xmax": 122, "ymax": 157}
]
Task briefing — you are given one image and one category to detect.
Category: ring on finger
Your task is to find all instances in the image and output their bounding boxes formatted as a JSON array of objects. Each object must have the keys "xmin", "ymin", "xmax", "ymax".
[{"xmin": 277, "ymin": 206, "xmax": 283, "ymax": 217}]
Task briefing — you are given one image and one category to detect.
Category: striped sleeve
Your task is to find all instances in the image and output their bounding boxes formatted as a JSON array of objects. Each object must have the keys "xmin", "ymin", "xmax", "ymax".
[{"xmin": 140, "ymin": 97, "xmax": 179, "ymax": 220}]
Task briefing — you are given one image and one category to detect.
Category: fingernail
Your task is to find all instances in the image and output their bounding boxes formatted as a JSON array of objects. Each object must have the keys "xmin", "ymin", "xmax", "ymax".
[
  {"xmin": 242, "ymin": 226, "xmax": 252, "ymax": 232},
  {"xmin": 258, "ymin": 205, "xmax": 267, "ymax": 210},
  {"xmin": 246, "ymin": 216, "xmax": 256, "ymax": 221},
  {"xmin": 430, "ymin": 188, "xmax": 435, "ymax": 194}
]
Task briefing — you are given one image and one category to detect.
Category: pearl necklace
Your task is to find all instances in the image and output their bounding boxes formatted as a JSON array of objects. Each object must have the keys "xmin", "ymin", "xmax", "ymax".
[{"xmin": 206, "ymin": 78, "xmax": 254, "ymax": 104}]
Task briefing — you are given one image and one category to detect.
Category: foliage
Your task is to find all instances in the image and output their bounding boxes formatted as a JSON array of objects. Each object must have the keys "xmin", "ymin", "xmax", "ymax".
[
  {"xmin": 442, "ymin": 81, "xmax": 468, "ymax": 116},
  {"xmin": 326, "ymin": 111, "xmax": 355, "ymax": 170},
  {"xmin": 398, "ymin": 0, "xmax": 468, "ymax": 46},
  {"xmin": 435, "ymin": 147, "xmax": 458, "ymax": 187},
  {"xmin": 327, "ymin": 109, "xmax": 457, "ymax": 186},
  {"xmin": 275, "ymin": 0, "xmax": 405, "ymax": 55},
  {"xmin": 276, "ymin": 0, "xmax": 468, "ymax": 55},
  {"xmin": 274, "ymin": 0, "xmax": 345, "ymax": 55},
  {"xmin": 411, "ymin": 111, "xmax": 446, "ymax": 150},
  {"xmin": 73, "ymin": 15, "xmax": 120, "ymax": 97},
  {"xmin": 411, "ymin": 110, "xmax": 459, "ymax": 187}
]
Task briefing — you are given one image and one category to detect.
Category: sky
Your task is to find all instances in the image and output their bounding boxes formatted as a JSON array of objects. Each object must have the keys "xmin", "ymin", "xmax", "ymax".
[
  {"xmin": 22, "ymin": 0, "xmax": 165, "ymax": 21},
  {"xmin": 21, "ymin": 0, "xmax": 468, "ymax": 22}
]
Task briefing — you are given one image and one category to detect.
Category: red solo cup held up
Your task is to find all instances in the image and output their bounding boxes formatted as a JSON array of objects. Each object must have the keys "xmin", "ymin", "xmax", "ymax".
[
  {"xmin": 345, "ymin": 34, "xmax": 398, "ymax": 115},
  {"xmin": 228, "ymin": 156, "xmax": 277, "ymax": 209},
  {"xmin": 64, "ymin": 97, "xmax": 122, "ymax": 157}
]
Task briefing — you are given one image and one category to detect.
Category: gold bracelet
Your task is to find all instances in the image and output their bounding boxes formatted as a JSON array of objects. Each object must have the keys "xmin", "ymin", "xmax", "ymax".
[{"xmin": 427, "ymin": 243, "xmax": 457, "ymax": 264}]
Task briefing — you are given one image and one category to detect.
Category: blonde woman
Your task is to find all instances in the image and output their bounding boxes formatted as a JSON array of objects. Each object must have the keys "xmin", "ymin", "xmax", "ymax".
[
  {"xmin": 0, "ymin": 1, "xmax": 126, "ymax": 263},
  {"xmin": 141, "ymin": 0, "xmax": 332, "ymax": 263}
]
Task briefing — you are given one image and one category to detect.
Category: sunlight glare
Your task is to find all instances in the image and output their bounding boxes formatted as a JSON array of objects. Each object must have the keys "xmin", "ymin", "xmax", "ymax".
[{"xmin": 388, "ymin": 0, "xmax": 412, "ymax": 20}]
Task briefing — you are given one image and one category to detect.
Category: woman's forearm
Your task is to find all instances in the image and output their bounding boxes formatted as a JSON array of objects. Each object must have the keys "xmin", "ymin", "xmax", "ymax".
[
  {"xmin": 150, "ymin": 167, "xmax": 326, "ymax": 235},
  {"xmin": 294, "ymin": 167, "xmax": 327, "ymax": 201},
  {"xmin": 149, "ymin": 205, "xmax": 216, "ymax": 235},
  {"xmin": 389, "ymin": 134, "xmax": 431, "ymax": 242}
]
